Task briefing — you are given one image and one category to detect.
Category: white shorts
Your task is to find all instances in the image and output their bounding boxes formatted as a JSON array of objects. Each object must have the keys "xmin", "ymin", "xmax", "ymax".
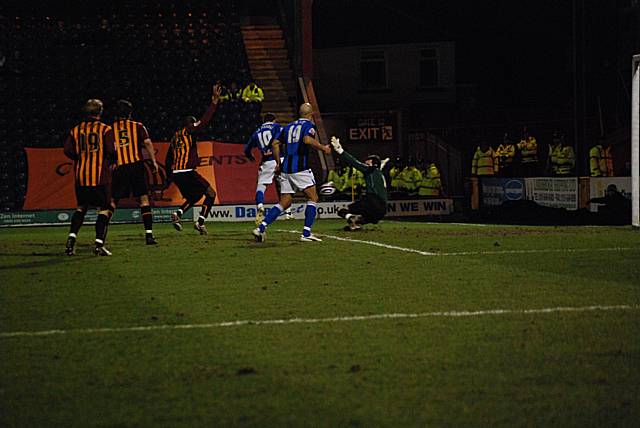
[
  {"xmin": 257, "ymin": 159, "xmax": 282, "ymax": 186},
  {"xmin": 279, "ymin": 169, "xmax": 316, "ymax": 194}
]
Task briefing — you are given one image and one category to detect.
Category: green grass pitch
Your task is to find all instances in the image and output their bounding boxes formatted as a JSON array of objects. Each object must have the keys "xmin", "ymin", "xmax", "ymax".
[{"xmin": 1, "ymin": 219, "xmax": 639, "ymax": 427}]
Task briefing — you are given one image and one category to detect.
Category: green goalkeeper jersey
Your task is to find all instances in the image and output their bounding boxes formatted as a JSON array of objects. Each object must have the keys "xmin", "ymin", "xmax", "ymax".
[{"xmin": 339, "ymin": 151, "xmax": 388, "ymax": 202}]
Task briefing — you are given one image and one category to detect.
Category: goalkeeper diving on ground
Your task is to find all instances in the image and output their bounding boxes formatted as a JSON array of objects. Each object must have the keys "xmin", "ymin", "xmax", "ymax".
[{"xmin": 329, "ymin": 136, "xmax": 388, "ymax": 231}]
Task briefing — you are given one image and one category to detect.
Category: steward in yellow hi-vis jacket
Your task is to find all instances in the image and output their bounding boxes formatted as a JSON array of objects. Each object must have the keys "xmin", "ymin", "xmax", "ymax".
[
  {"xmin": 418, "ymin": 162, "xmax": 442, "ymax": 196},
  {"xmin": 517, "ymin": 129, "xmax": 538, "ymax": 176},
  {"xmin": 471, "ymin": 142, "xmax": 497, "ymax": 176},
  {"xmin": 589, "ymin": 142, "xmax": 607, "ymax": 177},
  {"xmin": 551, "ymin": 138, "xmax": 575, "ymax": 176}
]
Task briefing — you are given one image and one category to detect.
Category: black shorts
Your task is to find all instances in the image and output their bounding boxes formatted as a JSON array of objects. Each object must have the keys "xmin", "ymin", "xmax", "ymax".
[
  {"xmin": 172, "ymin": 170, "xmax": 211, "ymax": 203},
  {"xmin": 112, "ymin": 161, "xmax": 149, "ymax": 200},
  {"xmin": 348, "ymin": 194, "xmax": 386, "ymax": 224},
  {"xmin": 75, "ymin": 185, "xmax": 109, "ymax": 208}
]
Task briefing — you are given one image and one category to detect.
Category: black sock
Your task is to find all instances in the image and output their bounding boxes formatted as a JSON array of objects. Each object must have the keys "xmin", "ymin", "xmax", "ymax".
[
  {"xmin": 179, "ymin": 201, "xmax": 192, "ymax": 216},
  {"xmin": 141, "ymin": 206, "xmax": 153, "ymax": 236},
  {"xmin": 200, "ymin": 196, "xmax": 214, "ymax": 221},
  {"xmin": 95, "ymin": 214, "xmax": 108, "ymax": 247},
  {"xmin": 68, "ymin": 210, "xmax": 86, "ymax": 241},
  {"xmin": 102, "ymin": 207, "xmax": 114, "ymax": 241}
]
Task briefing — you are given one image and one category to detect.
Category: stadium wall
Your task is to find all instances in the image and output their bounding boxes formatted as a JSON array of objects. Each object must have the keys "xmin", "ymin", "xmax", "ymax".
[
  {"xmin": 0, "ymin": 199, "xmax": 454, "ymax": 227},
  {"xmin": 22, "ymin": 142, "xmax": 277, "ymax": 210}
]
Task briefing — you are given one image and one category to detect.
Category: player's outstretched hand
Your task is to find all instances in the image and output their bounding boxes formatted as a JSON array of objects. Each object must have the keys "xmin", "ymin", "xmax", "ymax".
[
  {"xmin": 212, "ymin": 84, "xmax": 222, "ymax": 103},
  {"xmin": 321, "ymin": 145, "xmax": 332, "ymax": 155},
  {"xmin": 330, "ymin": 136, "xmax": 344, "ymax": 154},
  {"xmin": 380, "ymin": 157, "xmax": 390, "ymax": 169}
]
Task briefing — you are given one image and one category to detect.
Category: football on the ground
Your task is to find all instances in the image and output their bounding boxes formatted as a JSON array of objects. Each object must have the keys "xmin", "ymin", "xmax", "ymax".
[{"xmin": 319, "ymin": 182, "xmax": 336, "ymax": 195}]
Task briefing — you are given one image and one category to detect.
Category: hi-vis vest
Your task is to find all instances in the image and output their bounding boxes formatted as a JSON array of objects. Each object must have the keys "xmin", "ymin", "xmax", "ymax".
[
  {"xmin": 518, "ymin": 136, "xmax": 538, "ymax": 163},
  {"xmin": 418, "ymin": 163, "xmax": 442, "ymax": 196},
  {"xmin": 548, "ymin": 143, "xmax": 560, "ymax": 170},
  {"xmin": 400, "ymin": 167, "xmax": 422, "ymax": 191},
  {"xmin": 220, "ymin": 88, "xmax": 241, "ymax": 103},
  {"xmin": 553, "ymin": 145, "xmax": 575, "ymax": 175},
  {"xmin": 496, "ymin": 143, "xmax": 516, "ymax": 172},
  {"xmin": 472, "ymin": 147, "xmax": 497, "ymax": 176},
  {"xmin": 589, "ymin": 145, "xmax": 607, "ymax": 177},
  {"xmin": 390, "ymin": 166, "xmax": 405, "ymax": 190},
  {"xmin": 351, "ymin": 167, "xmax": 365, "ymax": 189},
  {"xmin": 327, "ymin": 169, "xmax": 345, "ymax": 192},
  {"xmin": 242, "ymin": 85, "xmax": 264, "ymax": 102}
]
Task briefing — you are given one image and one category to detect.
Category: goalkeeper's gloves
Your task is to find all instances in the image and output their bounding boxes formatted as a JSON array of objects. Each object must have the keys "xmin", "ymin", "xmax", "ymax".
[
  {"xmin": 330, "ymin": 136, "xmax": 344, "ymax": 154},
  {"xmin": 380, "ymin": 157, "xmax": 390, "ymax": 169}
]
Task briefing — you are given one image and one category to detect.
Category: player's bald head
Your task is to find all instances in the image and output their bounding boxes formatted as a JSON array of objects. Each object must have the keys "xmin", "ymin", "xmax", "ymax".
[{"xmin": 299, "ymin": 103, "xmax": 313, "ymax": 117}]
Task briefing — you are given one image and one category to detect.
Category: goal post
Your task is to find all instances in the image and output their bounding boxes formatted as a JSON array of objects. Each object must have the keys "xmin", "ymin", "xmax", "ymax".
[{"xmin": 632, "ymin": 54, "xmax": 639, "ymax": 228}]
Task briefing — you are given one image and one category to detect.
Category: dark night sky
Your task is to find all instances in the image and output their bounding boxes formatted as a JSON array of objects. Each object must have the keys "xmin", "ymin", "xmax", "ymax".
[{"xmin": 313, "ymin": 1, "xmax": 626, "ymax": 114}]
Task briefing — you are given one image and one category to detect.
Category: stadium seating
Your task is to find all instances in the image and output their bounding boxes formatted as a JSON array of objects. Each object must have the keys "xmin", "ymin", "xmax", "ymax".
[{"xmin": 1, "ymin": 0, "xmax": 257, "ymax": 210}]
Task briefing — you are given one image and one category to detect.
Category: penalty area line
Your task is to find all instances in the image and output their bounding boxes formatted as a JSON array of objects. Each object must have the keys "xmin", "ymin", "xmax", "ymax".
[
  {"xmin": 1, "ymin": 305, "xmax": 638, "ymax": 339},
  {"xmin": 276, "ymin": 229, "xmax": 636, "ymax": 257}
]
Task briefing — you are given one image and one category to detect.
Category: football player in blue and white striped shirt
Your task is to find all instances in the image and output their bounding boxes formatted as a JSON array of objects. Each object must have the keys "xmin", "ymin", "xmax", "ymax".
[
  {"xmin": 252, "ymin": 103, "xmax": 331, "ymax": 242},
  {"xmin": 244, "ymin": 113, "xmax": 292, "ymax": 224}
]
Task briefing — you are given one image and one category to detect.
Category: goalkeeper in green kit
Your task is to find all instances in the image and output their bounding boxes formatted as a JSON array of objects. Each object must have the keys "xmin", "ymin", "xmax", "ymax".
[{"xmin": 330, "ymin": 136, "xmax": 388, "ymax": 231}]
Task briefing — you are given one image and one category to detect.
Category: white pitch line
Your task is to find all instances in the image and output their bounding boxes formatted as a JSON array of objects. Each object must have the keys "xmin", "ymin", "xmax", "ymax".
[
  {"xmin": 384, "ymin": 220, "xmax": 490, "ymax": 227},
  {"xmin": 434, "ymin": 247, "xmax": 636, "ymax": 256},
  {"xmin": 276, "ymin": 229, "xmax": 438, "ymax": 255},
  {"xmin": 0, "ymin": 305, "xmax": 637, "ymax": 339},
  {"xmin": 276, "ymin": 229, "xmax": 637, "ymax": 256}
]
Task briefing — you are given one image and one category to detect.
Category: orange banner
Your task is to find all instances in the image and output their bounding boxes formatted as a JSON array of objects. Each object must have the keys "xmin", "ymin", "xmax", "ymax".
[{"xmin": 23, "ymin": 142, "xmax": 276, "ymax": 210}]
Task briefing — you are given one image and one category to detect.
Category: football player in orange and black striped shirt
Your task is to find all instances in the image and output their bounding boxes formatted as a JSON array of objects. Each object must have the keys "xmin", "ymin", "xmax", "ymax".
[
  {"xmin": 110, "ymin": 100, "xmax": 159, "ymax": 245},
  {"xmin": 63, "ymin": 99, "xmax": 115, "ymax": 256},
  {"xmin": 166, "ymin": 84, "xmax": 221, "ymax": 235}
]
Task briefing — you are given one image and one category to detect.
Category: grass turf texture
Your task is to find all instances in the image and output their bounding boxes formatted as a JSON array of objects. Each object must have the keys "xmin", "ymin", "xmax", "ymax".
[{"xmin": 1, "ymin": 220, "xmax": 639, "ymax": 427}]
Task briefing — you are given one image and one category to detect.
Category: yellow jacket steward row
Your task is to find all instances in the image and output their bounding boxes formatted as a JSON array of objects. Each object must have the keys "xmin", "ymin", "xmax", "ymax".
[
  {"xmin": 471, "ymin": 147, "xmax": 497, "ymax": 176},
  {"xmin": 550, "ymin": 144, "xmax": 575, "ymax": 175},
  {"xmin": 328, "ymin": 168, "xmax": 365, "ymax": 192},
  {"xmin": 242, "ymin": 84, "xmax": 264, "ymax": 103},
  {"xmin": 495, "ymin": 143, "xmax": 516, "ymax": 170},
  {"xmin": 417, "ymin": 163, "xmax": 442, "ymax": 196},
  {"xmin": 327, "ymin": 169, "xmax": 346, "ymax": 192},
  {"xmin": 517, "ymin": 136, "xmax": 538, "ymax": 163},
  {"xmin": 589, "ymin": 145, "xmax": 606, "ymax": 176},
  {"xmin": 390, "ymin": 166, "xmax": 424, "ymax": 192}
]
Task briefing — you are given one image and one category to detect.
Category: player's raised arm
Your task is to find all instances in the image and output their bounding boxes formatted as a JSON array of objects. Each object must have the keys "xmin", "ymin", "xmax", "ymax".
[
  {"xmin": 330, "ymin": 136, "xmax": 367, "ymax": 172},
  {"xmin": 188, "ymin": 84, "xmax": 222, "ymax": 133}
]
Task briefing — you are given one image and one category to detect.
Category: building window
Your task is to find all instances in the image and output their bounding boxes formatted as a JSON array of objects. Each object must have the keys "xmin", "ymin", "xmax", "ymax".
[
  {"xmin": 360, "ymin": 50, "xmax": 387, "ymax": 89},
  {"xmin": 420, "ymin": 48, "xmax": 438, "ymax": 87}
]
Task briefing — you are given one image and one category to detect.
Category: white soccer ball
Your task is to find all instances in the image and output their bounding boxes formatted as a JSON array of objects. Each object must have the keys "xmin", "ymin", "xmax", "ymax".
[{"xmin": 319, "ymin": 182, "xmax": 337, "ymax": 195}]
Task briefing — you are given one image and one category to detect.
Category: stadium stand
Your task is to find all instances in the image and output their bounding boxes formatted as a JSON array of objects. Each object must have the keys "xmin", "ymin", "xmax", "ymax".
[{"xmin": 1, "ymin": 0, "xmax": 256, "ymax": 210}]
